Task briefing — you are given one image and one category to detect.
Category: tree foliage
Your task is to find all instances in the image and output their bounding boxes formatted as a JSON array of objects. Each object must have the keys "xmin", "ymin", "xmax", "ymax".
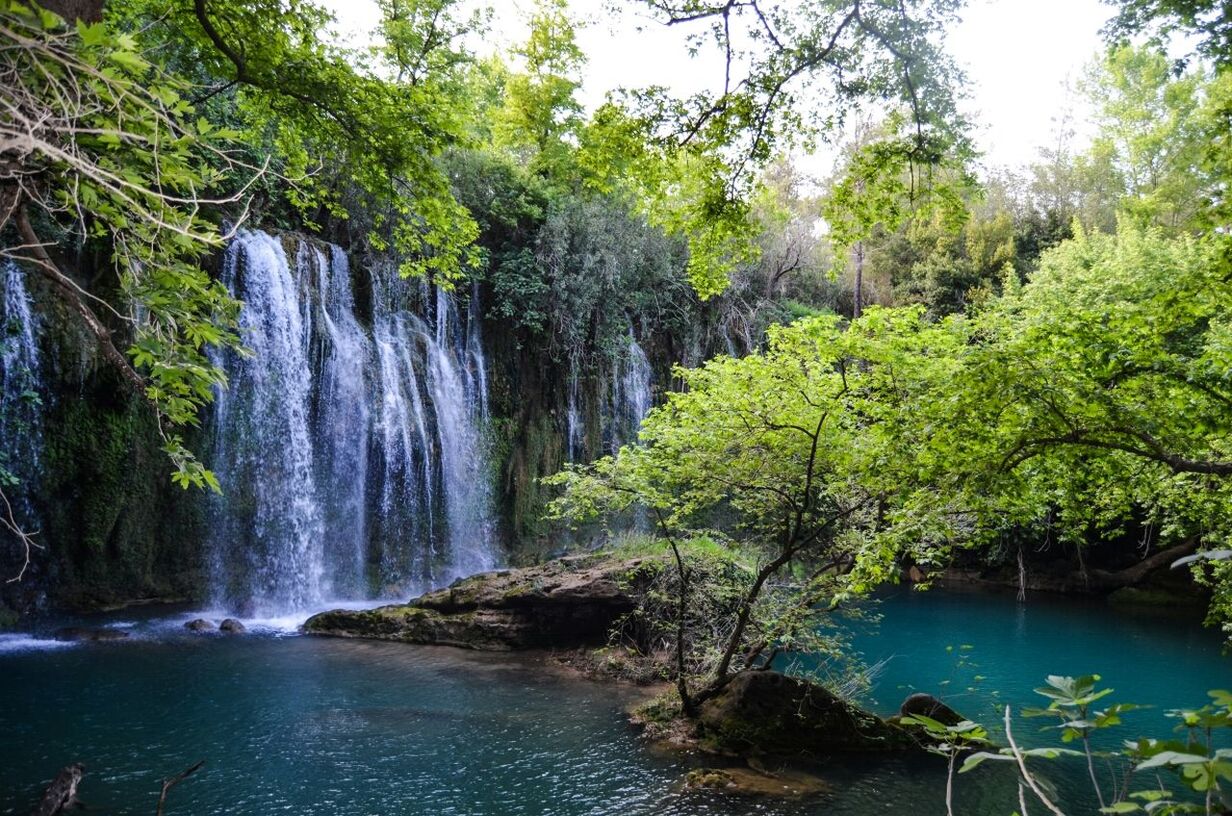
[{"xmin": 1, "ymin": 0, "xmax": 257, "ymax": 488}]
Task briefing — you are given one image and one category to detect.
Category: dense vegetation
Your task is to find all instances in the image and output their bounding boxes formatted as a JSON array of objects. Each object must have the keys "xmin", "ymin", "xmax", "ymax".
[
  {"xmin": 2, "ymin": 0, "xmax": 1232, "ymax": 809},
  {"xmin": 543, "ymin": 0, "xmax": 1232, "ymax": 724}
]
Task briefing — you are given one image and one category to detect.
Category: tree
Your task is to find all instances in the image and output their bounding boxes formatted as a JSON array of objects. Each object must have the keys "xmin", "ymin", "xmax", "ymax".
[
  {"xmin": 493, "ymin": 0, "xmax": 586, "ymax": 180},
  {"xmin": 629, "ymin": 0, "xmax": 968, "ymax": 190},
  {"xmin": 112, "ymin": 0, "xmax": 484, "ymax": 282},
  {"xmin": 821, "ymin": 114, "xmax": 974, "ymax": 318},
  {"xmin": 1107, "ymin": 0, "xmax": 1232, "ymax": 67},
  {"xmin": 1082, "ymin": 44, "xmax": 1213, "ymax": 231},
  {"xmin": 881, "ymin": 224, "xmax": 1232, "ymax": 633},
  {"xmin": 546, "ymin": 311, "xmax": 952, "ymax": 710},
  {"xmin": 1, "ymin": 1, "xmax": 259, "ymax": 488}
]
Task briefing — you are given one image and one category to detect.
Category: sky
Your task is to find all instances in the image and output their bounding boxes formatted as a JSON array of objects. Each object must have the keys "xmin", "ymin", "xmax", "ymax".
[{"xmin": 320, "ymin": 0, "xmax": 1117, "ymax": 174}]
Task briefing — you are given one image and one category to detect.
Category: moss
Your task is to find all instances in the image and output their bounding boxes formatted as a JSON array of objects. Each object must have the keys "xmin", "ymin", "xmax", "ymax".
[
  {"xmin": 31, "ymin": 358, "xmax": 204, "ymax": 609},
  {"xmin": 633, "ymin": 691, "xmax": 683, "ymax": 725},
  {"xmin": 697, "ymin": 672, "xmax": 916, "ymax": 757},
  {"xmin": 0, "ymin": 606, "xmax": 18, "ymax": 629}
]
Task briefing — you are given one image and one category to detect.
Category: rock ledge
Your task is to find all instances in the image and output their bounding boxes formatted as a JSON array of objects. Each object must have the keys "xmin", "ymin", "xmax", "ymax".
[{"xmin": 304, "ymin": 555, "xmax": 653, "ymax": 650}]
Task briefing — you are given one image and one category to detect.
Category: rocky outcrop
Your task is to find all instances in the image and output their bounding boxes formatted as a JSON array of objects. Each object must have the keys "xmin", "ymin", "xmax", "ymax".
[
  {"xmin": 219, "ymin": 618, "xmax": 246, "ymax": 633},
  {"xmin": 34, "ymin": 762, "xmax": 85, "ymax": 816},
  {"xmin": 303, "ymin": 555, "xmax": 653, "ymax": 650},
  {"xmin": 696, "ymin": 671, "xmax": 916, "ymax": 757},
  {"xmin": 899, "ymin": 692, "xmax": 964, "ymax": 726},
  {"xmin": 184, "ymin": 618, "xmax": 214, "ymax": 632}
]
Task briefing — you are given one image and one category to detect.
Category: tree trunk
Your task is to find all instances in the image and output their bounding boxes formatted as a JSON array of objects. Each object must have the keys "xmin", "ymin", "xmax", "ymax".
[{"xmin": 1082, "ymin": 539, "xmax": 1200, "ymax": 590}]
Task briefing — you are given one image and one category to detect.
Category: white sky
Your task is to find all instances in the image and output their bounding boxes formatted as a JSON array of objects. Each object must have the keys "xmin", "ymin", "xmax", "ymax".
[{"xmin": 321, "ymin": 0, "xmax": 1115, "ymax": 175}]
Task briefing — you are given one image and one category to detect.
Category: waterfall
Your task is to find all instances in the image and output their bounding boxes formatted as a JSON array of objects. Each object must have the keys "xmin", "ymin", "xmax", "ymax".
[
  {"xmin": 209, "ymin": 233, "xmax": 325, "ymax": 613},
  {"xmin": 208, "ymin": 231, "xmax": 498, "ymax": 615},
  {"xmin": 0, "ymin": 261, "xmax": 43, "ymax": 514},
  {"xmin": 565, "ymin": 353, "xmax": 584, "ymax": 462},
  {"xmin": 607, "ymin": 331, "xmax": 653, "ymax": 453},
  {"xmin": 312, "ymin": 245, "xmax": 371, "ymax": 598}
]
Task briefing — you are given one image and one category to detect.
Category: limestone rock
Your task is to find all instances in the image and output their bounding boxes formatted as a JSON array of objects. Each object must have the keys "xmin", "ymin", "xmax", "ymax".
[
  {"xmin": 899, "ymin": 692, "xmax": 964, "ymax": 726},
  {"xmin": 697, "ymin": 671, "xmax": 915, "ymax": 757},
  {"xmin": 683, "ymin": 765, "xmax": 830, "ymax": 797},
  {"xmin": 304, "ymin": 555, "xmax": 652, "ymax": 650}
]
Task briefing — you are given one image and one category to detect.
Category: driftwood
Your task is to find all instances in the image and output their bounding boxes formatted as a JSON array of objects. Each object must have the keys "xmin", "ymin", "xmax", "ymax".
[
  {"xmin": 156, "ymin": 760, "xmax": 205, "ymax": 816},
  {"xmin": 33, "ymin": 763, "xmax": 84, "ymax": 816}
]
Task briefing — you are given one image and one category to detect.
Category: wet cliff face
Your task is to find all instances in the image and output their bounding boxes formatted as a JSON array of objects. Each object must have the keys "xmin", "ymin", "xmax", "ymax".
[
  {"xmin": 1, "ymin": 262, "xmax": 205, "ymax": 615},
  {"xmin": 0, "ymin": 223, "xmax": 711, "ymax": 617}
]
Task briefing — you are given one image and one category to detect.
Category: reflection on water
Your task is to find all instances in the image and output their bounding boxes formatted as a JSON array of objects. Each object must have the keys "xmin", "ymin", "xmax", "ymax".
[{"xmin": 0, "ymin": 588, "xmax": 1228, "ymax": 815}]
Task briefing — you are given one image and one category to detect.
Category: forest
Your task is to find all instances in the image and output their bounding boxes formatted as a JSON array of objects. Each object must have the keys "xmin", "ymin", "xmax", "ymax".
[{"xmin": 1, "ymin": 0, "xmax": 1231, "ymax": 814}]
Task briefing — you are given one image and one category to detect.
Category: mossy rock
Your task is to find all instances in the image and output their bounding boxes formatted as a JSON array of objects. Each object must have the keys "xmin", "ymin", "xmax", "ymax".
[
  {"xmin": 304, "ymin": 554, "xmax": 654, "ymax": 650},
  {"xmin": 697, "ymin": 671, "xmax": 916, "ymax": 758}
]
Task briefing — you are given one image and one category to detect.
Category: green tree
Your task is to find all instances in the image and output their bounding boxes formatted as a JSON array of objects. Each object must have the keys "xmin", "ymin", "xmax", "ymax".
[
  {"xmin": 1082, "ymin": 44, "xmax": 1213, "ymax": 231},
  {"xmin": 1, "ymin": 1, "xmax": 255, "ymax": 488},
  {"xmin": 547, "ymin": 309, "xmax": 961, "ymax": 710},
  {"xmin": 493, "ymin": 0, "xmax": 585, "ymax": 180}
]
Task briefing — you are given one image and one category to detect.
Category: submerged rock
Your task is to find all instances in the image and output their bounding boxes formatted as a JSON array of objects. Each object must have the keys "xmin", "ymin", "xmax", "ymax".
[
  {"xmin": 899, "ymin": 692, "xmax": 964, "ymax": 726},
  {"xmin": 304, "ymin": 555, "xmax": 651, "ymax": 650},
  {"xmin": 683, "ymin": 765, "xmax": 830, "ymax": 797},
  {"xmin": 52, "ymin": 627, "xmax": 129, "ymax": 642},
  {"xmin": 696, "ymin": 671, "xmax": 915, "ymax": 757},
  {"xmin": 184, "ymin": 618, "xmax": 214, "ymax": 632},
  {"xmin": 34, "ymin": 762, "xmax": 85, "ymax": 816},
  {"xmin": 219, "ymin": 618, "xmax": 246, "ymax": 633}
]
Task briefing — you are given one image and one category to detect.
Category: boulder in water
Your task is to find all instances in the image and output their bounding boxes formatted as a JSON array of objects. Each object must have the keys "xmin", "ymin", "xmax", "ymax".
[
  {"xmin": 233, "ymin": 599, "xmax": 258, "ymax": 618},
  {"xmin": 52, "ymin": 627, "xmax": 128, "ymax": 642},
  {"xmin": 303, "ymin": 554, "xmax": 650, "ymax": 650},
  {"xmin": 899, "ymin": 692, "xmax": 964, "ymax": 727},
  {"xmin": 683, "ymin": 764, "xmax": 830, "ymax": 797},
  {"xmin": 219, "ymin": 618, "xmax": 246, "ymax": 634},
  {"xmin": 34, "ymin": 762, "xmax": 85, "ymax": 816},
  {"xmin": 184, "ymin": 618, "xmax": 214, "ymax": 632},
  {"xmin": 696, "ymin": 671, "xmax": 916, "ymax": 757}
]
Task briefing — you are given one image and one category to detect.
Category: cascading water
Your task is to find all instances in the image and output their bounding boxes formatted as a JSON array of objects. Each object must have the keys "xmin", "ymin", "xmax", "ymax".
[
  {"xmin": 607, "ymin": 330, "xmax": 654, "ymax": 453},
  {"xmin": 0, "ymin": 261, "xmax": 43, "ymax": 521},
  {"xmin": 208, "ymin": 231, "xmax": 497, "ymax": 615},
  {"xmin": 311, "ymin": 245, "xmax": 371, "ymax": 598},
  {"xmin": 209, "ymin": 233, "xmax": 325, "ymax": 613},
  {"xmin": 565, "ymin": 353, "xmax": 584, "ymax": 462},
  {"xmin": 427, "ymin": 287, "xmax": 497, "ymax": 578}
]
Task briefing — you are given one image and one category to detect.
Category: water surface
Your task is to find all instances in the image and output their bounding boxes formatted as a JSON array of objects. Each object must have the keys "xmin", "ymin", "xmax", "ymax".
[{"xmin": 1, "ymin": 588, "xmax": 1226, "ymax": 815}]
